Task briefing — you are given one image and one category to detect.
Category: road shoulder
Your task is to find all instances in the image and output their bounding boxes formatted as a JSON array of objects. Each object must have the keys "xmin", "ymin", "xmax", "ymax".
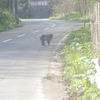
[{"xmin": 42, "ymin": 34, "xmax": 69, "ymax": 100}]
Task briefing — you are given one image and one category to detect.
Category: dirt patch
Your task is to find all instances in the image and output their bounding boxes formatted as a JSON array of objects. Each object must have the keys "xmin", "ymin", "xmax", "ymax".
[
  {"xmin": 43, "ymin": 74, "xmax": 69, "ymax": 100},
  {"xmin": 42, "ymin": 53, "xmax": 69, "ymax": 100}
]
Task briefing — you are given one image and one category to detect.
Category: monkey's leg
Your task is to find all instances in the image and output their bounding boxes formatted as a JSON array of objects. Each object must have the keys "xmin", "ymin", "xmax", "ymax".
[
  {"xmin": 47, "ymin": 40, "xmax": 50, "ymax": 45},
  {"xmin": 41, "ymin": 39, "xmax": 45, "ymax": 45},
  {"xmin": 42, "ymin": 40, "xmax": 45, "ymax": 45},
  {"xmin": 40, "ymin": 37, "xmax": 45, "ymax": 45}
]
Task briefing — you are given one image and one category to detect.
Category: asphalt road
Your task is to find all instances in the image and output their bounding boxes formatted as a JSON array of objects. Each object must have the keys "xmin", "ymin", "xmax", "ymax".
[{"xmin": 0, "ymin": 19, "xmax": 82, "ymax": 100}]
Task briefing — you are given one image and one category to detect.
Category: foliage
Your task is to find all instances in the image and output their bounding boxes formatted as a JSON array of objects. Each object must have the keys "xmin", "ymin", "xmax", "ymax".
[
  {"xmin": 66, "ymin": 26, "xmax": 91, "ymax": 45},
  {"xmin": 0, "ymin": 0, "xmax": 13, "ymax": 11},
  {"xmin": 61, "ymin": 26, "xmax": 100, "ymax": 100},
  {"xmin": 0, "ymin": 9, "xmax": 15, "ymax": 24},
  {"xmin": 0, "ymin": 0, "xmax": 8, "ymax": 9},
  {"xmin": 58, "ymin": 12, "xmax": 90, "ymax": 22},
  {"xmin": 0, "ymin": 0, "xmax": 22, "ymax": 31},
  {"xmin": 59, "ymin": 12, "xmax": 81, "ymax": 20},
  {"xmin": 49, "ymin": 0, "xmax": 98, "ymax": 19},
  {"xmin": 75, "ymin": 0, "xmax": 98, "ymax": 4},
  {"xmin": 48, "ymin": 0, "xmax": 74, "ymax": 17},
  {"xmin": 18, "ymin": 0, "xmax": 34, "ymax": 18}
]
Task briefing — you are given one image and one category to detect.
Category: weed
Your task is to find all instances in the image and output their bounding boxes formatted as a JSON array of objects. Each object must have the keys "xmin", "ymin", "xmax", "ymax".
[{"xmin": 61, "ymin": 26, "xmax": 100, "ymax": 100}]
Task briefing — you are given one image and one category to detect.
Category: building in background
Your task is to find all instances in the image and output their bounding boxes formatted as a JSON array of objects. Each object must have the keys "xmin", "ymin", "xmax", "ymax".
[{"xmin": 30, "ymin": 0, "xmax": 50, "ymax": 18}]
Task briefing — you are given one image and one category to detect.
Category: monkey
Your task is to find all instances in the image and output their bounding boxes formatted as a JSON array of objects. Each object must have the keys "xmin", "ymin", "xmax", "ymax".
[{"xmin": 39, "ymin": 33, "xmax": 53, "ymax": 46}]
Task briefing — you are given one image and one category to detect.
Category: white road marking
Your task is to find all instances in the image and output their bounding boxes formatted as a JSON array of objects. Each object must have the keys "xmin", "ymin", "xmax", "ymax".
[
  {"xmin": 2, "ymin": 39, "xmax": 12, "ymax": 43},
  {"xmin": 44, "ymin": 28, "xmax": 49, "ymax": 30},
  {"xmin": 17, "ymin": 34, "xmax": 26, "ymax": 37},
  {"xmin": 48, "ymin": 22, "xmax": 52, "ymax": 24},
  {"xmin": 32, "ymin": 30, "xmax": 40, "ymax": 33},
  {"xmin": 52, "ymin": 24, "xmax": 56, "ymax": 27}
]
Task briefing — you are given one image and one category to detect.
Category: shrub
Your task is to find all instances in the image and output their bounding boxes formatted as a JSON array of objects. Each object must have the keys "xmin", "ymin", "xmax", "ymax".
[
  {"xmin": 0, "ymin": 9, "xmax": 21, "ymax": 31},
  {"xmin": 61, "ymin": 26, "xmax": 100, "ymax": 100}
]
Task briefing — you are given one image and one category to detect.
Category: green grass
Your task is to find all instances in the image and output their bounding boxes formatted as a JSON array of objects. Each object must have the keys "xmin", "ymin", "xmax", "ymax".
[
  {"xmin": 66, "ymin": 27, "xmax": 91, "ymax": 45},
  {"xmin": 50, "ymin": 12, "xmax": 90, "ymax": 23},
  {"xmin": 61, "ymin": 26, "xmax": 100, "ymax": 100},
  {"xmin": 0, "ymin": 21, "xmax": 22, "ymax": 32}
]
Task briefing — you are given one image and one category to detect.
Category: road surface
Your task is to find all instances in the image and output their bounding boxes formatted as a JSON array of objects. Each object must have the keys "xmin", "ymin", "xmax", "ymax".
[{"xmin": 0, "ymin": 19, "xmax": 82, "ymax": 100}]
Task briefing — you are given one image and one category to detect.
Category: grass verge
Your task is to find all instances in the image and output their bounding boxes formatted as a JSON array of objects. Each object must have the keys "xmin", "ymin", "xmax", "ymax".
[
  {"xmin": 0, "ymin": 20, "xmax": 22, "ymax": 32},
  {"xmin": 61, "ymin": 26, "xmax": 100, "ymax": 100},
  {"xmin": 50, "ymin": 12, "xmax": 90, "ymax": 23}
]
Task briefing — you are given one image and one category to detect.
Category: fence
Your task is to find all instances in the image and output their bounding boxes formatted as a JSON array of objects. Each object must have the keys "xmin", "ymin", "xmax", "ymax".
[
  {"xmin": 91, "ymin": 3, "xmax": 100, "ymax": 51},
  {"xmin": 90, "ymin": 3, "xmax": 100, "ymax": 90}
]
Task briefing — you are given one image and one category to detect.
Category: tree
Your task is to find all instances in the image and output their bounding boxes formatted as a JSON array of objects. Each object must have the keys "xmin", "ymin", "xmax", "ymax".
[
  {"xmin": 48, "ymin": 0, "xmax": 74, "ymax": 17},
  {"xmin": 7, "ymin": 0, "xmax": 13, "ymax": 11},
  {"xmin": 48, "ymin": 0, "xmax": 99, "ymax": 17},
  {"xmin": 18, "ymin": 0, "xmax": 34, "ymax": 18}
]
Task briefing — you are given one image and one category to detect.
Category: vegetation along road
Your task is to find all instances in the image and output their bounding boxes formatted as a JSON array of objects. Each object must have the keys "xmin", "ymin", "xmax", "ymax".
[{"xmin": 0, "ymin": 19, "xmax": 82, "ymax": 100}]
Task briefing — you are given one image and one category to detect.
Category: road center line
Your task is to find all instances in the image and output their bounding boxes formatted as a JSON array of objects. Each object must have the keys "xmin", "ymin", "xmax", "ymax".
[
  {"xmin": 2, "ymin": 39, "xmax": 12, "ymax": 43},
  {"xmin": 17, "ymin": 34, "xmax": 26, "ymax": 37},
  {"xmin": 32, "ymin": 30, "xmax": 40, "ymax": 33},
  {"xmin": 52, "ymin": 24, "xmax": 56, "ymax": 27},
  {"xmin": 48, "ymin": 22, "xmax": 52, "ymax": 24},
  {"xmin": 44, "ymin": 28, "xmax": 49, "ymax": 30}
]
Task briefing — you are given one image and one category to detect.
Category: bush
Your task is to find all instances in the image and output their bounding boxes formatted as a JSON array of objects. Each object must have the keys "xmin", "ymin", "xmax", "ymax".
[
  {"xmin": 61, "ymin": 26, "xmax": 100, "ymax": 100},
  {"xmin": 66, "ymin": 27, "xmax": 91, "ymax": 45},
  {"xmin": 0, "ymin": 9, "xmax": 21, "ymax": 31},
  {"xmin": 51, "ymin": 12, "xmax": 90, "ymax": 22}
]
